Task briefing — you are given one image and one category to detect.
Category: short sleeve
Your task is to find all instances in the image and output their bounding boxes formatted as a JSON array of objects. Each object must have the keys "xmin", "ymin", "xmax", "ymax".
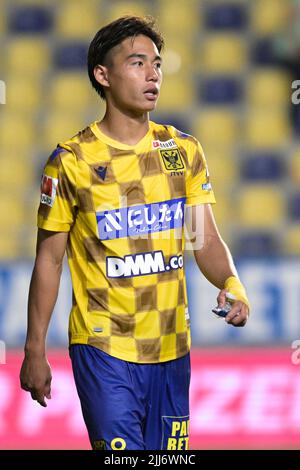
[
  {"xmin": 37, "ymin": 146, "xmax": 78, "ymax": 232},
  {"xmin": 185, "ymin": 139, "xmax": 216, "ymax": 206}
]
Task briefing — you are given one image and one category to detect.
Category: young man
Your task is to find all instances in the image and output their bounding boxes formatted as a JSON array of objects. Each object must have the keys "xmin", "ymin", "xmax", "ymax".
[{"xmin": 20, "ymin": 16, "xmax": 250, "ymax": 450}]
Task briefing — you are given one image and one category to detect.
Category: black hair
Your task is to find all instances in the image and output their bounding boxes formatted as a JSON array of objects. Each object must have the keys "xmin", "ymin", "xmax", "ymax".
[{"xmin": 87, "ymin": 15, "xmax": 164, "ymax": 99}]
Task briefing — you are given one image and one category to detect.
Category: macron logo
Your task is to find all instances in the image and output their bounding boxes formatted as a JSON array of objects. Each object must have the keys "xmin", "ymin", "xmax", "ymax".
[{"xmin": 95, "ymin": 166, "xmax": 107, "ymax": 181}]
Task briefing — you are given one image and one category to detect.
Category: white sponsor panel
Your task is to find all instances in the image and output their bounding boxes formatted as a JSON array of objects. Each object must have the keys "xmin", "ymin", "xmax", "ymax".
[
  {"xmin": 1, "ymin": 260, "xmax": 300, "ymax": 346},
  {"xmin": 186, "ymin": 259, "xmax": 300, "ymax": 345},
  {"xmin": 0, "ymin": 262, "xmax": 70, "ymax": 347}
]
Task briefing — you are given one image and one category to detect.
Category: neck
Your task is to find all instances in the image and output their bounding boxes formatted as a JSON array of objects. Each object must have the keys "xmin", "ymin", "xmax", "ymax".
[{"xmin": 98, "ymin": 102, "xmax": 150, "ymax": 146}]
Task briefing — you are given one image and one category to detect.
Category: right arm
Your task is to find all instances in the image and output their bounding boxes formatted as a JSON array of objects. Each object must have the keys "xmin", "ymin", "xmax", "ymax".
[{"xmin": 20, "ymin": 228, "xmax": 68, "ymax": 407}]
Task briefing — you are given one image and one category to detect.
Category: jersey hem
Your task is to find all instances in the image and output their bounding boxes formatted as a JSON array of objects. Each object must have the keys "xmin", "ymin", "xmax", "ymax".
[
  {"xmin": 69, "ymin": 336, "xmax": 191, "ymax": 364},
  {"xmin": 37, "ymin": 219, "xmax": 72, "ymax": 232},
  {"xmin": 186, "ymin": 195, "xmax": 216, "ymax": 206}
]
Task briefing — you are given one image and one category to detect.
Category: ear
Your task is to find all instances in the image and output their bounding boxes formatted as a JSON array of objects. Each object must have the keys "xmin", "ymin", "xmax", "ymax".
[{"xmin": 93, "ymin": 64, "xmax": 110, "ymax": 90}]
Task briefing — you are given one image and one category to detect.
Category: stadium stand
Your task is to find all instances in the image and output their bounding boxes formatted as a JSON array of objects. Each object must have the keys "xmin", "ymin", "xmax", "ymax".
[
  {"xmin": 0, "ymin": 0, "xmax": 296, "ymax": 259},
  {"xmin": 201, "ymin": 76, "xmax": 242, "ymax": 104},
  {"xmin": 235, "ymin": 231, "xmax": 279, "ymax": 257},
  {"xmin": 205, "ymin": 2, "xmax": 247, "ymax": 30},
  {"xmin": 237, "ymin": 185, "xmax": 285, "ymax": 229},
  {"xmin": 240, "ymin": 153, "xmax": 286, "ymax": 181},
  {"xmin": 284, "ymin": 223, "xmax": 300, "ymax": 255},
  {"xmin": 8, "ymin": 4, "xmax": 53, "ymax": 34},
  {"xmin": 251, "ymin": 0, "xmax": 289, "ymax": 34},
  {"xmin": 55, "ymin": 0, "xmax": 103, "ymax": 39},
  {"xmin": 5, "ymin": 37, "xmax": 51, "ymax": 77},
  {"xmin": 199, "ymin": 34, "xmax": 247, "ymax": 73}
]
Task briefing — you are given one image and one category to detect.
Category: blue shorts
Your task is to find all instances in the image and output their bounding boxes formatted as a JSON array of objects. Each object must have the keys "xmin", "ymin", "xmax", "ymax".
[{"xmin": 69, "ymin": 344, "xmax": 190, "ymax": 450}]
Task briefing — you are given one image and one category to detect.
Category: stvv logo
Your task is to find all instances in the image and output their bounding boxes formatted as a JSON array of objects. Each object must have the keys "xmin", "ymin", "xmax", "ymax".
[{"xmin": 96, "ymin": 197, "xmax": 185, "ymax": 240}]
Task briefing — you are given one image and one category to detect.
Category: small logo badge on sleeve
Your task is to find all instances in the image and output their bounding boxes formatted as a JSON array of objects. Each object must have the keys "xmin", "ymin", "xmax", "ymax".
[{"xmin": 40, "ymin": 175, "xmax": 58, "ymax": 207}]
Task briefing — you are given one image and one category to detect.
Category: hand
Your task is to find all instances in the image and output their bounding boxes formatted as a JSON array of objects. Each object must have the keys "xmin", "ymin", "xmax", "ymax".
[
  {"xmin": 217, "ymin": 289, "xmax": 249, "ymax": 327},
  {"xmin": 20, "ymin": 354, "xmax": 52, "ymax": 407}
]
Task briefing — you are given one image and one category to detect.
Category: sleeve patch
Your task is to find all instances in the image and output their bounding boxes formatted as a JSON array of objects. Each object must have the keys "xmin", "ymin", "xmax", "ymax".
[
  {"xmin": 202, "ymin": 182, "xmax": 212, "ymax": 191},
  {"xmin": 40, "ymin": 175, "xmax": 58, "ymax": 207}
]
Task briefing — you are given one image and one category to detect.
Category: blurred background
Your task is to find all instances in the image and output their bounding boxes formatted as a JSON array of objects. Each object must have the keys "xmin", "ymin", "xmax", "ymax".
[{"xmin": 1, "ymin": 0, "xmax": 300, "ymax": 450}]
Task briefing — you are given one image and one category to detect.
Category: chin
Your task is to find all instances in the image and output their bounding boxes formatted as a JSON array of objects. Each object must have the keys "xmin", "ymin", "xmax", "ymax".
[
  {"xmin": 127, "ymin": 99, "xmax": 158, "ymax": 115},
  {"xmin": 145, "ymin": 104, "xmax": 157, "ymax": 113},
  {"xmin": 144, "ymin": 101, "xmax": 158, "ymax": 112},
  {"xmin": 130, "ymin": 105, "xmax": 156, "ymax": 115}
]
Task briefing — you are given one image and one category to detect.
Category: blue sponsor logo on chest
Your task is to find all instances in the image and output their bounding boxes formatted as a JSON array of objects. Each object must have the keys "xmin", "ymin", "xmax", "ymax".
[{"xmin": 96, "ymin": 197, "xmax": 185, "ymax": 240}]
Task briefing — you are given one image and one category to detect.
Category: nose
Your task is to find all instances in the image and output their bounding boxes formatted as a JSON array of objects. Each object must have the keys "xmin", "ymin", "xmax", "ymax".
[{"xmin": 146, "ymin": 64, "xmax": 160, "ymax": 82}]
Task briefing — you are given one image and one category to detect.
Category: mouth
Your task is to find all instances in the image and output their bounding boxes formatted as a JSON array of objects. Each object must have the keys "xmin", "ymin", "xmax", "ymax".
[{"xmin": 143, "ymin": 87, "xmax": 159, "ymax": 101}]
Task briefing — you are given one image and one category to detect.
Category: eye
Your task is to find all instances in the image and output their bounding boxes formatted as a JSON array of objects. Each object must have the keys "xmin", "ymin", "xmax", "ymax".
[
  {"xmin": 133, "ymin": 61, "xmax": 143, "ymax": 66},
  {"xmin": 154, "ymin": 62, "xmax": 162, "ymax": 69}
]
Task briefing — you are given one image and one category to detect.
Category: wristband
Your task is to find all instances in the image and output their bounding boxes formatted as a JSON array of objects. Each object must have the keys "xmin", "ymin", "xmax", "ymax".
[{"xmin": 224, "ymin": 276, "xmax": 250, "ymax": 310}]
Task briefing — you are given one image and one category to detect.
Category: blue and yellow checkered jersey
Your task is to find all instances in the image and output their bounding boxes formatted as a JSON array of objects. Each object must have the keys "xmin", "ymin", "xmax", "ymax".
[{"xmin": 38, "ymin": 121, "xmax": 216, "ymax": 363}]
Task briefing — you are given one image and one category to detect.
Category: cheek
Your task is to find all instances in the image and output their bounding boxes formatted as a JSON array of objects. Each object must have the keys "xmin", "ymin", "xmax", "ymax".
[
  {"xmin": 122, "ymin": 73, "xmax": 143, "ymax": 97},
  {"xmin": 111, "ymin": 79, "xmax": 140, "ymax": 104},
  {"xmin": 110, "ymin": 69, "xmax": 145, "ymax": 102}
]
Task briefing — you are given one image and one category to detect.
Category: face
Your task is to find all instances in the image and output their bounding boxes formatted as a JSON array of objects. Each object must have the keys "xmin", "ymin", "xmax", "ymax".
[{"xmin": 95, "ymin": 34, "xmax": 163, "ymax": 114}]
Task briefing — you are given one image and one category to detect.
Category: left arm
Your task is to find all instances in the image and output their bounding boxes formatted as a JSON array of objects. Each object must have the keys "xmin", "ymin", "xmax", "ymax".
[{"xmin": 187, "ymin": 204, "xmax": 250, "ymax": 327}]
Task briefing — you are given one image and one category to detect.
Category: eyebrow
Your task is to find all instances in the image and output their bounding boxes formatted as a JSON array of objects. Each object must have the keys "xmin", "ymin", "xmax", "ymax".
[{"xmin": 126, "ymin": 53, "xmax": 162, "ymax": 62}]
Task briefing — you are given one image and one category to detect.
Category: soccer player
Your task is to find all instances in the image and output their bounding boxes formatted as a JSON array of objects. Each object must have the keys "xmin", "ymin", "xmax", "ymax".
[{"xmin": 20, "ymin": 16, "xmax": 250, "ymax": 450}]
